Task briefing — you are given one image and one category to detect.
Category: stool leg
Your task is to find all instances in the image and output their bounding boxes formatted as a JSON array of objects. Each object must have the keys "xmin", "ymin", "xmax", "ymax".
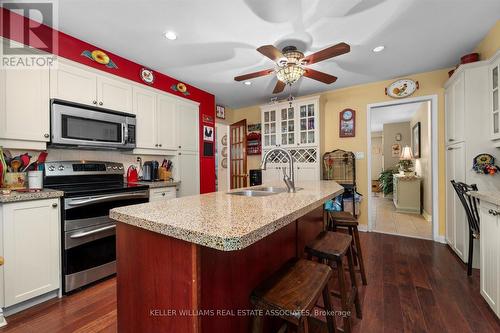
[
  {"xmin": 347, "ymin": 246, "xmax": 362, "ymax": 319},
  {"xmin": 251, "ymin": 312, "xmax": 264, "ymax": 333},
  {"xmin": 299, "ymin": 318, "xmax": 309, "ymax": 333},
  {"xmin": 348, "ymin": 227, "xmax": 358, "ymax": 266},
  {"xmin": 353, "ymin": 227, "xmax": 367, "ymax": 285},
  {"xmin": 322, "ymin": 284, "xmax": 337, "ymax": 333},
  {"xmin": 335, "ymin": 258, "xmax": 351, "ymax": 333}
]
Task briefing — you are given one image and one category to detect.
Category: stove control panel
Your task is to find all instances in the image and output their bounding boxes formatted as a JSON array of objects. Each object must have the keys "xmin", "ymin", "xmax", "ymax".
[{"xmin": 44, "ymin": 161, "xmax": 125, "ymax": 177}]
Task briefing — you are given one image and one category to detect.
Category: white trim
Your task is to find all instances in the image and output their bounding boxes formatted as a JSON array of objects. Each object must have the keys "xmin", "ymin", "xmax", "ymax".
[
  {"xmin": 357, "ymin": 224, "xmax": 368, "ymax": 232},
  {"xmin": 370, "ymin": 230, "xmax": 433, "ymax": 241},
  {"xmin": 422, "ymin": 209, "xmax": 432, "ymax": 222},
  {"xmin": 366, "ymin": 94, "xmax": 440, "ymax": 242}
]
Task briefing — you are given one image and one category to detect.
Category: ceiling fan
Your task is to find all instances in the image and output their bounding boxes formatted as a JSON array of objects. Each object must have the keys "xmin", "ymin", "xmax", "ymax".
[{"xmin": 234, "ymin": 42, "xmax": 350, "ymax": 94}]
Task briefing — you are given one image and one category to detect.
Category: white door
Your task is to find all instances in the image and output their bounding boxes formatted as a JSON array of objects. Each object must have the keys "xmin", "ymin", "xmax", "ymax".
[
  {"xmin": 480, "ymin": 203, "xmax": 500, "ymax": 313},
  {"xmin": 262, "ymin": 108, "xmax": 278, "ymax": 148},
  {"xmin": 0, "ymin": 68, "xmax": 50, "ymax": 142},
  {"xmin": 279, "ymin": 105, "xmax": 296, "ymax": 148},
  {"xmin": 295, "ymin": 164, "xmax": 318, "ymax": 182},
  {"xmin": 298, "ymin": 102, "xmax": 318, "ymax": 146},
  {"xmin": 491, "ymin": 60, "xmax": 500, "ymax": 140},
  {"xmin": 445, "ymin": 86, "xmax": 455, "ymax": 145},
  {"xmin": 262, "ymin": 164, "xmax": 284, "ymax": 184},
  {"xmin": 3, "ymin": 199, "xmax": 60, "ymax": 307},
  {"xmin": 445, "ymin": 145, "xmax": 456, "ymax": 246},
  {"xmin": 177, "ymin": 102, "xmax": 199, "ymax": 152},
  {"xmin": 96, "ymin": 75, "xmax": 133, "ymax": 113},
  {"xmin": 50, "ymin": 62, "xmax": 97, "ymax": 106},
  {"xmin": 134, "ymin": 87, "xmax": 157, "ymax": 149},
  {"xmin": 178, "ymin": 152, "xmax": 200, "ymax": 197},
  {"xmin": 453, "ymin": 72, "xmax": 465, "ymax": 143},
  {"xmin": 157, "ymin": 95, "xmax": 177, "ymax": 150}
]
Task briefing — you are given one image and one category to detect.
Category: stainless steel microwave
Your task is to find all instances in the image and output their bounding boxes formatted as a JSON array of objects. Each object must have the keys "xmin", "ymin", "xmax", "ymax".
[{"xmin": 50, "ymin": 99, "xmax": 136, "ymax": 150}]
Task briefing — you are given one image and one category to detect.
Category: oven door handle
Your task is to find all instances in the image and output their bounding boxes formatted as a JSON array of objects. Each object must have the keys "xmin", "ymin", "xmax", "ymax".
[
  {"xmin": 67, "ymin": 191, "xmax": 149, "ymax": 208},
  {"xmin": 69, "ymin": 225, "xmax": 116, "ymax": 239}
]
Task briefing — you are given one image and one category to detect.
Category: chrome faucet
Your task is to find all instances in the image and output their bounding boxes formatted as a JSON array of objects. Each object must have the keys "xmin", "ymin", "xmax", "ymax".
[{"xmin": 260, "ymin": 148, "xmax": 296, "ymax": 193}]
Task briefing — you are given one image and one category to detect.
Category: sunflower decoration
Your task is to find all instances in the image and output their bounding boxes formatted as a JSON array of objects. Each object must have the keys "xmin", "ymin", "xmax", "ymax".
[
  {"xmin": 171, "ymin": 82, "xmax": 190, "ymax": 96},
  {"xmin": 81, "ymin": 49, "xmax": 118, "ymax": 69},
  {"xmin": 473, "ymin": 154, "xmax": 499, "ymax": 175}
]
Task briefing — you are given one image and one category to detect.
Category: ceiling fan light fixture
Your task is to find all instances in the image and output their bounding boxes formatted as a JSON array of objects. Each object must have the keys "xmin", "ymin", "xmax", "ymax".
[
  {"xmin": 276, "ymin": 64, "xmax": 305, "ymax": 85},
  {"xmin": 372, "ymin": 45, "xmax": 385, "ymax": 53},
  {"xmin": 244, "ymin": 81, "xmax": 252, "ymax": 85}
]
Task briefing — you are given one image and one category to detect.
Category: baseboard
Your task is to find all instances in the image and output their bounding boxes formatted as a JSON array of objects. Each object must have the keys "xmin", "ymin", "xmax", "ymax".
[
  {"xmin": 433, "ymin": 235, "xmax": 446, "ymax": 244},
  {"xmin": 357, "ymin": 224, "xmax": 368, "ymax": 232},
  {"xmin": 4, "ymin": 290, "xmax": 59, "ymax": 317},
  {"xmin": 422, "ymin": 210, "xmax": 432, "ymax": 222}
]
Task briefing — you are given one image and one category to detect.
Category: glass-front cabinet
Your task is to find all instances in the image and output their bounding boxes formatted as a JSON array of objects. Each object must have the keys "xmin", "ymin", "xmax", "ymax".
[
  {"xmin": 261, "ymin": 96, "xmax": 319, "ymax": 149},
  {"xmin": 491, "ymin": 56, "xmax": 500, "ymax": 142}
]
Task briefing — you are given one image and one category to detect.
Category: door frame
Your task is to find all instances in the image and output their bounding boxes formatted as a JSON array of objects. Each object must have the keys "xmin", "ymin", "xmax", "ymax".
[
  {"xmin": 229, "ymin": 119, "xmax": 248, "ymax": 189},
  {"xmin": 366, "ymin": 94, "xmax": 440, "ymax": 242}
]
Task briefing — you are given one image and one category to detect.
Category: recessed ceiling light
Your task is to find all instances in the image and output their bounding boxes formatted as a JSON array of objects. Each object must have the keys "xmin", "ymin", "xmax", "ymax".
[
  {"xmin": 164, "ymin": 31, "xmax": 177, "ymax": 40},
  {"xmin": 372, "ymin": 45, "xmax": 385, "ymax": 53},
  {"xmin": 244, "ymin": 81, "xmax": 252, "ymax": 85}
]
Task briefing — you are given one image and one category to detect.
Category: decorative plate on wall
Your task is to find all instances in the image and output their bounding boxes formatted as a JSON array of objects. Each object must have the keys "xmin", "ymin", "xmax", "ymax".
[
  {"xmin": 221, "ymin": 158, "xmax": 228, "ymax": 169},
  {"xmin": 140, "ymin": 68, "xmax": 155, "ymax": 84},
  {"xmin": 385, "ymin": 79, "xmax": 419, "ymax": 98},
  {"xmin": 221, "ymin": 134, "xmax": 228, "ymax": 146}
]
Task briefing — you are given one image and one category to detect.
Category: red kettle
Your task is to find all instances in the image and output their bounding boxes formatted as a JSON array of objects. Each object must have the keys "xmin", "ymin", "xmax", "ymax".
[{"xmin": 127, "ymin": 165, "xmax": 139, "ymax": 183}]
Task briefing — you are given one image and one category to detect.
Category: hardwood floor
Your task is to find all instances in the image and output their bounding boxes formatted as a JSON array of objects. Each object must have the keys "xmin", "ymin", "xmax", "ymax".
[{"xmin": 1, "ymin": 232, "xmax": 499, "ymax": 333}]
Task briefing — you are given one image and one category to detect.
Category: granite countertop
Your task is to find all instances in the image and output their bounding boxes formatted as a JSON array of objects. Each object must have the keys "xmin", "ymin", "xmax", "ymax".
[
  {"xmin": 0, "ymin": 189, "xmax": 64, "ymax": 203},
  {"xmin": 469, "ymin": 191, "xmax": 500, "ymax": 206},
  {"xmin": 127, "ymin": 180, "xmax": 180, "ymax": 188},
  {"xmin": 110, "ymin": 180, "xmax": 344, "ymax": 251}
]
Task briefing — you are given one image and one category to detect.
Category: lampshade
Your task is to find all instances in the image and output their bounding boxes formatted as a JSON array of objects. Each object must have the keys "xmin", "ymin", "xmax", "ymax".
[{"xmin": 400, "ymin": 146, "xmax": 414, "ymax": 160}]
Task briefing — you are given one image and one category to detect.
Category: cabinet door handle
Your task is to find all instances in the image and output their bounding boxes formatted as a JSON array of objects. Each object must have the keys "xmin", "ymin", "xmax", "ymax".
[
  {"xmin": 44, "ymin": 133, "xmax": 50, "ymax": 138},
  {"xmin": 159, "ymin": 144, "xmax": 162, "ymax": 147},
  {"xmin": 155, "ymin": 144, "xmax": 158, "ymax": 147},
  {"xmin": 52, "ymin": 202, "xmax": 58, "ymax": 208},
  {"xmin": 178, "ymin": 146, "xmax": 181, "ymax": 149},
  {"xmin": 447, "ymin": 147, "xmax": 454, "ymax": 151},
  {"xmin": 489, "ymin": 209, "xmax": 498, "ymax": 216},
  {"xmin": 179, "ymin": 152, "xmax": 182, "ymax": 155},
  {"xmin": 449, "ymin": 139, "xmax": 455, "ymax": 142},
  {"xmin": 162, "ymin": 193, "xmax": 166, "ymax": 196},
  {"xmin": 92, "ymin": 100, "xmax": 97, "ymax": 105},
  {"xmin": 99, "ymin": 101, "xmax": 103, "ymax": 106}
]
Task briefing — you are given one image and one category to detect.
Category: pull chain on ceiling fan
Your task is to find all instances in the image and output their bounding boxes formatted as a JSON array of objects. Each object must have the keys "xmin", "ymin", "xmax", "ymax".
[{"xmin": 234, "ymin": 42, "xmax": 350, "ymax": 94}]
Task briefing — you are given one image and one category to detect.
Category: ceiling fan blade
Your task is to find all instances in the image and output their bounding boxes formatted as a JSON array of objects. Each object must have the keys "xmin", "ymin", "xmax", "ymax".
[
  {"xmin": 257, "ymin": 45, "xmax": 284, "ymax": 61},
  {"xmin": 302, "ymin": 42, "xmax": 350, "ymax": 65},
  {"xmin": 303, "ymin": 68, "xmax": 337, "ymax": 84},
  {"xmin": 273, "ymin": 80, "xmax": 286, "ymax": 94},
  {"xmin": 234, "ymin": 69, "xmax": 274, "ymax": 81}
]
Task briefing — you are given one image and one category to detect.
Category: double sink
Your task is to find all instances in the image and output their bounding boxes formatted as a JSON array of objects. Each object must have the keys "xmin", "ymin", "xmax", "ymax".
[{"xmin": 228, "ymin": 186, "xmax": 302, "ymax": 197}]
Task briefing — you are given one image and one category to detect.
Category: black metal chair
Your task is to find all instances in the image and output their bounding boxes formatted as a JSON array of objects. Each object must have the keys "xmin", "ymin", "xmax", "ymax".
[{"xmin": 451, "ymin": 180, "xmax": 480, "ymax": 276}]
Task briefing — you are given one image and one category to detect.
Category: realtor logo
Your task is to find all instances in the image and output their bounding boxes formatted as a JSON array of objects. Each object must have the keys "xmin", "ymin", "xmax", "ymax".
[{"xmin": 1, "ymin": 1, "xmax": 58, "ymax": 68}]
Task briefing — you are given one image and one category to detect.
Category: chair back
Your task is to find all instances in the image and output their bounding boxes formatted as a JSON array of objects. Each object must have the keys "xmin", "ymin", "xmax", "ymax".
[{"xmin": 451, "ymin": 180, "xmax": 480, "ymax": 236}]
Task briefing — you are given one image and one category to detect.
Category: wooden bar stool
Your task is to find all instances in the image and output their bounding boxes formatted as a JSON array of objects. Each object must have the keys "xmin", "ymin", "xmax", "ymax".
[
  {"xmin": 327, "ymin": 211, "xmax": 367, "ymax": 286},
  {"xmin": 305, "ymin": 231, "xmax": 362, "ymax": 333},
  {"xmin": 251, "ymin": 259, "xmax": 337, "ymax": 333}
]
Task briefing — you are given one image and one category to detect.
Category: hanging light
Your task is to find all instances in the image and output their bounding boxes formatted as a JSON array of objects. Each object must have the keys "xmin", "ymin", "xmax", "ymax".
[{"xmin": 276, "ymin": 64, "xmax": 305, "ymax": 85}]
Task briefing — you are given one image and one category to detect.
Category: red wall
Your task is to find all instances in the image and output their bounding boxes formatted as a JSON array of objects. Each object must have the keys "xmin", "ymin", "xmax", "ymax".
[{"xmin": 1, "ymin": 8, "xmax": 215, "ymax": 193}]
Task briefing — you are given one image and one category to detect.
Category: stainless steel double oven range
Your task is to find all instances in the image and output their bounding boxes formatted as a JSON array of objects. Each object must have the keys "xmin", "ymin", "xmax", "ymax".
[{"xmin": 44, "ymin": 161, "xmax": 149, "ymax": 293}]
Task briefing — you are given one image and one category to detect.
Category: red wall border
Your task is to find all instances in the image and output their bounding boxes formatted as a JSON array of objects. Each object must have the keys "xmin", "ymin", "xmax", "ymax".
[{"xmin": 1, "ymin": 7, "xmax": 215, "ymax": 193}]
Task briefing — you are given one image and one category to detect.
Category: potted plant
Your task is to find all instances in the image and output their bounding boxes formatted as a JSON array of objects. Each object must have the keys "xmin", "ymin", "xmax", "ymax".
[{"xmin": 378, "ymin": 169, "xmax": 397, "ymax": 196}]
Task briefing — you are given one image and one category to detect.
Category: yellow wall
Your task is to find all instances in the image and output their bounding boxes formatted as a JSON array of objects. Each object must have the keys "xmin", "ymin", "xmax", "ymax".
[
  {"xmin": 230, "ymin": 68, "xmax": 449, "ymax": 234},
  {"xmin": 474, "ymin": 20, "xmax": 500, "ymax": 60},
  {"xmin": 228, "ymin": 20, "xmax": 499, "ymax": 236}
]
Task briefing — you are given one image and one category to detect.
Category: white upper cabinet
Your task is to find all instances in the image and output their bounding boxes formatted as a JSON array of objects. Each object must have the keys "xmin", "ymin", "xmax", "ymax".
[
  {"xmin": 261, "ymin": 97, "xmax": 319, "ymax": 149},
  {"xmin": 0, "ymin": 68, "xmax": 50, "ymax": 150},
  {"xmin": 176, "ymin": 101, "xmax": 199, "ymax": 152},
  {"xmin": 50, "ymin": 62, "xmax": 97, "ymax": 106},
  {"xmin": 157, "ymin": 95, "xmax": 177, "ymax": 150},
  {"xmin": 177, "ymin": 151, "xmax": 200, "ymax": 197},
  {"xmin": 445, "ymin": 71, "xmax": 465, "ymax": 145},
  {"xmin": 134, "ymin": 87, "xmax": 157, "ymax": 150},
  {"xmin": 51, "ymin": 61, "xmax": 133, "ymax": 113},
  {"xmin": 490, "ymin": 53, "xmax": 500, "ymax": 141},
  {"xmin": 96, "ymin": 75, "xmax": 133, "ymax": 113}
]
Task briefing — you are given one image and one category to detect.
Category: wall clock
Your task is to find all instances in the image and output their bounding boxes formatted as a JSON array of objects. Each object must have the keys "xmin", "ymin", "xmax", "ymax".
[
  {"xmin": 339, "ymin": 109, "xmax": 355, "ymax": 137},
  {"xmin": 385, "ymin": 79, "xmax": 419, "ymax": 98}
]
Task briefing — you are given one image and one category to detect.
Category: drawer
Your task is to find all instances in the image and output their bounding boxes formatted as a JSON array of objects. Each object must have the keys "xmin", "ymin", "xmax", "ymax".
[{"xmin": 149, "ymin": 187, "xmax": 177, "ymax": 202}]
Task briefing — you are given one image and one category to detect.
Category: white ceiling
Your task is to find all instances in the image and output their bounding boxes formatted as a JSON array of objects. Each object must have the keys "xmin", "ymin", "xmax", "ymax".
[
  {"xmin": 54, "ymin": 0, "xmax": 500, "ymax": 108},
  {"xmin": 371, "ymin": 102, "xmax": 426, "ymax": 132}
]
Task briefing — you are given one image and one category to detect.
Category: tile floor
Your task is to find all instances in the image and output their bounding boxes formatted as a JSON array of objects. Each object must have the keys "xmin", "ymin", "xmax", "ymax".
[{"xmin": 371, "ymin": 194, "xmax": 432, "ymax": 239}]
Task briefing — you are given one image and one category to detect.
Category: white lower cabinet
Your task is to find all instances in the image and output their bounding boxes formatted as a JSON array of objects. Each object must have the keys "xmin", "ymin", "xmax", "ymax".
[
  {"xmin": 0, "ymin": 199, "xmax": 61, "ymax": 308},
  {"xmin": 445, "ymin": 142, "xmax": 468, "ymax": 261},
  {"xmin": 149, "ymin": 187, "xmax": 177, "ymax": 202},
  {"xmin": 479, "ymin": 201, "xmax": 500, "ymax": 317},
  {"xmin": 178, "ymin": 152, "xmax": 200, "ymax": 197}
]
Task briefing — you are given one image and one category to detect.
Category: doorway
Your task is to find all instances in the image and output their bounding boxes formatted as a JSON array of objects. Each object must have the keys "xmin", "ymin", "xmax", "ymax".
[
  {"xmin": 367, "ymin": 95, "xmax": 439, "ymax": 241},
  {"xmin": 229, "ymin": 119, "xmax": 247, "ymax": 189}
]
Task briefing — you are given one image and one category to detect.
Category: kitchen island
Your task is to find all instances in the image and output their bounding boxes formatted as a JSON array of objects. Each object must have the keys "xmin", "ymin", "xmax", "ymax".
[{"xmin": 110, "ymin": 180, "xmax": 344, "ymax": 333}]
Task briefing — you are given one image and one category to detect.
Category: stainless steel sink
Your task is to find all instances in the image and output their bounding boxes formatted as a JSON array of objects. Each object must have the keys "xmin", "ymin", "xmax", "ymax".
[
  {"xmin": 228, "ymin": 190, "xmax": 277, "ymax": 197},
  {"xmin": 251, "ymin": 186, "xmax": 288, "ymax": 193}
]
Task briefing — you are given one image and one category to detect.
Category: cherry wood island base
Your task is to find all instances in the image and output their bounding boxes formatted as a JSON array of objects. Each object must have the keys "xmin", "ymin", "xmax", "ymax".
[{"xmin": 115, "ymin": 206, "xmax": 325, "ymax": 333}]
